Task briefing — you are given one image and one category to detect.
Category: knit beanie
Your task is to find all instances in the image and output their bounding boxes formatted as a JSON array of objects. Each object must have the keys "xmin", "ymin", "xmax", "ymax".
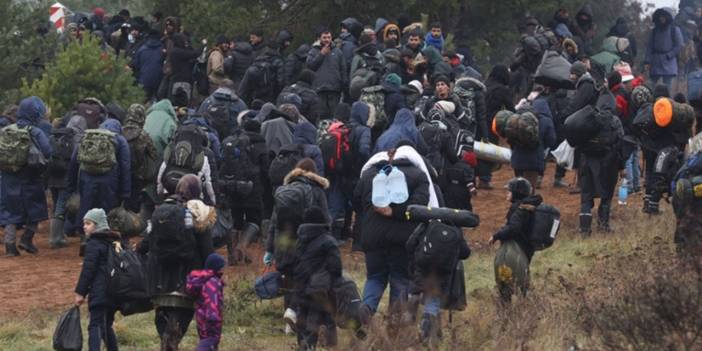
[
  {"xmin": 570, "ymin": 61, "xmax": 587, "ymax": 77},
  {"xmin": 84, "ymin": 208, "xmax": 110, "ymax": 233},
  {"xmin": 507, "ymin": 177, "xmax": 533, "ymax": 201},
  {"xmin": 653, "ymin": 83, "xmax": 670, "ymax": 99},
  {"xmin": 384, "ymin": 73, "xmax": 402, "ymax": 88},
  {"xmin": 205, "ymin": 253, "xmax": 226, "ymax": 272}
]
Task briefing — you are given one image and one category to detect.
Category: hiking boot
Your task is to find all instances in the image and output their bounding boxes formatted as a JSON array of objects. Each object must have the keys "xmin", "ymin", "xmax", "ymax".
[
  {"xmin": 5, "ymin": 243, "xmax": 20, "ymax": 257},
  {"xmin": 226, "ymin": 231, "xmax": 238, "ymax": 266},
  {"xmin": 597, "ymin": 205, "xmax": 612, "ymax": 233},
  {"xmin": 579, "ymin": 214, "xmax": 592, "ymax": 237},
  {"xmin": 283, "ymin": 308, "xmax": 297, "ymax": 333},
  {"xmin": 49, "ymin": 218, "xmax": 67, "ymax": 249},
  {"xmin": 553, "ymin": 178, "xmax": 569, "ymax": 188},
  {"xmin": 18, "ymin": 229, "xmax": 38, "ymax": 254}
]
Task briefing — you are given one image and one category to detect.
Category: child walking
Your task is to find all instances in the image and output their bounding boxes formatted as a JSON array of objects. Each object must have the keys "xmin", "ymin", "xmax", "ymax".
[
  {"xmin": 186, "ymin": 253, "xmax": 226, "ymax": 351},
  {"xmin": 74, "ymin": 208, "xmax": 120, "ymax": 351}
]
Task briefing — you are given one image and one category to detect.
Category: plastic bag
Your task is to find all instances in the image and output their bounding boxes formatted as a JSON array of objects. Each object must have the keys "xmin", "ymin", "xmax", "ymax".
[
  {"xmin": 53, "ymin": 306, "xmax": 82, "ymax": 351},
  {"xmin": 551, "ymin": 140, "xmax": 575, "ymax": 170}
]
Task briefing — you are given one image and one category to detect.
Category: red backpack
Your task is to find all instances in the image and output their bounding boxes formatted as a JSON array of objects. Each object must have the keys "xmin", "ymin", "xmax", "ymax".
[{"xmin": 319, "ymin": 121, "xmax": 352, "ymax": 175}]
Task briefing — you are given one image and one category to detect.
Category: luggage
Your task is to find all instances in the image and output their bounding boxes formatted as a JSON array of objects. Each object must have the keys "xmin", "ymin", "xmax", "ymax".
[
  {"xmin": 529, "ymin": 204, "xmax": 561, "ymax": 250},
  {"xmin": 688, "ymin": 69, "xmax": 702, "ymax": 102},
  {"xmin": 118, "ymin": 299, "xmax": 153, "ymax": 317},
  {"xmin": 52, "ymin": 306, "xmax": 82, "ymax": 351},
  {"xmin": 534, "ymin": 50, "xmax": 574, "ymax": 89},
  {"xmin": 473, "ymin": 141, "xmax": 511, "ymax": 164},
  {"xmin": 494, "ymin": 240, "xmax": 529, "ymax": 296},
  {"xmin": 405, "ymin": 205, "xmax": 480, "ymax": 228},
  {"xmin": 333, "ymin": 275, "xmax": 363, "ymax": 330},
  {"xmin": 220, "ymin": 133, "xmax": 256, "ymax": 196},
  {"xmin": 254, "ymin": 270, "xmax": 283, "ymax": 299},
  {"xmin": 505, "ymin": 111, "xmax": 539, "ymax": 149},
  {"xmin": 77, "ymin": 129, "xmax": 117, "ymax": 175},
  {"xmin": 551, "ymin": 140, "xmax": 575, "ymax": 170},
  {"xmin": 205, "ymin": 99, "xmax": 234, "ymax": 139},
  {"xmin": 107, "ymin": 206, "xmax": 146, "ymax": 238},
  {"xmin": 0, "ymin": 124, "xmax": 32, "ymax": 173},
  {"xmin": 150, "ymin": 201, "xmax": 195, "ymax": 264},
  {"xmin": 106, "ymin": 242, "xmax": 149, "ymax": 301},
  {"xmin": 211, "ymin": 207, "xmax": 233, "ymax": 243},
  {"xmin": 582, "ymin": 109, "xmax": 623, "ymax": 157},
  {"xmin": 414, "ymin": 221, "xmax": 463, "ymax": 274},
  {"xmin": 564, "ymin": 105, "xmax": 599, "ymax": 147},
  {"xmin": 319, "ymin": 121, "xmax": 352, "ymax": 175}
]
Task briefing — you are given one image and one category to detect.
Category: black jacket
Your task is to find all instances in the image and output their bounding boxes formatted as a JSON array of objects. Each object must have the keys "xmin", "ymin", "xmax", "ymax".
[
  {"xmin": 75, "ymin": 231, "xmax": 120, "ymax": 308},
  {"xmin": 223, "ymin": 130, "xmax": 269, "ymax": 209},
  {"xmin": 294, "ymin": 223, "xmax": 342, "ymax": 297},
  {"xmin": 353, "ymin": 158, "xmax": 430, "ymax": 251},
  {"xmin": 169, "ymin": 46, "xmax": 199, "ymax": 84},
  {"xmin": 563, "ymin": 73, "xmax": 599, "ymax": 118},
  {"xmin": 277, "ymin": 81, "xmax": 320, "ymax": 118},
  {"xmin": 227, "ymin": 42, "xmax": 255, "ymax": 87},
  {"xmin": 284, "ymin": 44, "xmax": 311, "ymax": 86},
  {"xmin": 485, "ymin": 76, "xmax": 514, "ymax": 139},
  {"xmin": 238, "ymin": 47, "xmax": 286, "ymax": 104},
  {"xmin": 492, "ymin": 194, "xmax": 543, "ymax": 261}
]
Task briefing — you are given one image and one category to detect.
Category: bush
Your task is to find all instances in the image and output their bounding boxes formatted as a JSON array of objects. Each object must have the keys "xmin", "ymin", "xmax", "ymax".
[{"xmin": 20, "ymin": 36, "xmax": 144, "ymax": 119}]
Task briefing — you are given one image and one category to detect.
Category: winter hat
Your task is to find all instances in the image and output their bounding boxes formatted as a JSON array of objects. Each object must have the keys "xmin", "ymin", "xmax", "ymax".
[
  {"xmin": 175, "ymin": 174, "xmax": 202, "ymax": 201},
  {"xmin": 106, "ymin": 102, "xmax": 126, "ymax": 123},
  {"xmin": 118, "ymin": 9, "xmax": 130, "ymax": 18},
  {"xmin": 126, "ymin": 104, "xmax": 146, "ymax": 126},
  {"xmin": 507, "ymin": 177, "xmax": 533, "ymax": 201},
  {"xmin": 674, "ymin": 92, "xmax": 687, "ymax": 104},
  {"xmin": 215, "ymin": 35, "xmax": 228, "ymax": 46},
  {"xmin": 570, "ymin": 61, "xmax": 587, "ymax": 77},
  {"xmin": 432, "ymin": 74, "xmax": 451, "ymax": 86},
  {"xmin": 408, "ymin": 80, "xmax": 423, "ymax": 93},
  {"xmin": 653, "ymin": 83, "xmax": 670, "ymax": 99},
  {"xmin": 84, "ymin": 208, "xmax": 110, "ymax": 233},
  {"xmin": 205, "ymin": 253, "xmax": 226, "ymax": 272},
  {"xmin": 359, "ymin": 32, "xmax": 374, "ymax": 46},
  {"xmin": 298, "ymin": 69, "xmax": 315, "ymax": 85},
  {"xmin": 607, "ymin": 71, "xmax": 622, "ymax": 89},
  {"xmin": 93, "ymin": 7, "xmax": 105, "ymax": 18},
  {"xmin": 251, "ymin": 99, "xmax": 265, "ymax": 110},
  {"xmin": 384, "ymin": 73, "xmax": 402, "ymax": 88},
  {"xmin": 303, "ymin": 206, "xmax": 328, "ymax": 225},
  {"xmin": 630, "ymin": 85, "xmax": 653, "ymax": 110},
  {"xmin": 334, "ymin": 103, "xmax": 351, "ymax": 122},
  {"xmin": 613, "ymin": 62, "xmax": 634, "ymax": 82},
  {"xmin": 435, "ymin": 100, "xmax": 456, "ymax": 114},
  {"xmin": 280, "ymin": 93, "xmax": 302, "ymax": 110}
]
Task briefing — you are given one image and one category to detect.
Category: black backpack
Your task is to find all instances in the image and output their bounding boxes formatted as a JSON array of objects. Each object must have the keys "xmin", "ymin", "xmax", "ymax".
[
  {"xmin": 582, "ymin": 109, "xmax": 623, "ymax": 157},
  {"xmin": 150, "ymin": 200, "xmax": 196, "ymax": 264},
  {"xmin": 219, "ymin": 133, "xmax": 256, "ymax": 195},
  {"xmin": 251, "ymin": 59, "xmax": 273, "ymax": 89},
  {"xmin": 274, "ymin": 181, "xmax": 310, "ymax": 227},
  {"xmin": 161, "ymin": 125, "xmax": 207, "ymax": 194},
  {"xmin": 414, "ymin": 220, "xmax": 462, "ymax": 274},
  {"xmin": 205, "ymin": 100, "xmax": 234, "ymax": 139},
  {"xmin": 333, "ymin": 276, "xmax": 363, "ymax": 330},
  {"xmin": 528, "ymin": 204, "xmax": 561, "ymax": 251},
  {"xmin": 419, "ymin": 121, "xmax": 449, "ymax": 173},
  {"xmin": 268, "ymin": 144, "xmax": 304, "ymax": 187},
  {"xmin": 48, "ymin": 127, "xmax": 75, "ymax": 175},
  {"xmin": 106, "ymin": 243, "xmax": 148, "ymax": 300}
]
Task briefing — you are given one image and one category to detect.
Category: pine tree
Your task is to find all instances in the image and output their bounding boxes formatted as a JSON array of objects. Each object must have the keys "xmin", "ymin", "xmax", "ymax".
[{"xmin": 21, "ymin": 36, "xmax": 145, "ymax": 119}]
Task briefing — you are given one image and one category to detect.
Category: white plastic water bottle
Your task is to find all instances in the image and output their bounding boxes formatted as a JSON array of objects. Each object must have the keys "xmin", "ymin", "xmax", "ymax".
[
  {"xmin": 372, "ymin": 168, "xmax": 390, "ymax": 207},
  {"xmin": 618, "ymin": 179, "xmax": 629, "ymax": 205},
  {"xmin": 387, "ymin": 166, "xmax": 409, "ymax": 204}
]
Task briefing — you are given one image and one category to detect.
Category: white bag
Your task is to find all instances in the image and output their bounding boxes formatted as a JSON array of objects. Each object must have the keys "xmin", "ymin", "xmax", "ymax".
[{"xmin": 551, "ymin": 140, "xmax": 575, "ymax": 170}]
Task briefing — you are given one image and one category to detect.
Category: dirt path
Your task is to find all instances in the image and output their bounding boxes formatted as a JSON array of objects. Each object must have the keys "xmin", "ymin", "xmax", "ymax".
[{"xmin": 0, "ymin": 163, "xmax": 603, "ymax": 317}]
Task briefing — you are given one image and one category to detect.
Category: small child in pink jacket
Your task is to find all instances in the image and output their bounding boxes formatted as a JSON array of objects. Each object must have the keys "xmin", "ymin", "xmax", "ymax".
[{"xmin": 186, "ymin": 253, "xmax": 225, "ymax": 351}]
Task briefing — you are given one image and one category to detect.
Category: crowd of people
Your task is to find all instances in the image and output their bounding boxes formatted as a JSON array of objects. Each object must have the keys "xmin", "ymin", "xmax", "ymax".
[{"xmin": 3, "ymin": 2, "xmax": 702, "ymax": 351}]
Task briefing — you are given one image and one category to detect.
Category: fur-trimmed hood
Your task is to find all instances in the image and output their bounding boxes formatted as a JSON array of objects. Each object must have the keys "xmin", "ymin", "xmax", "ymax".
[
  {"xmin": 283, "ymin": 168, "xmax": 329, "ymax": 189},
  {"xmin": 455, "ymin": 76, "xmax": 486, "ymax": 92},
  {"xmin": 186, "ymin": 199, "xmax": 217, "ymax": 232}
]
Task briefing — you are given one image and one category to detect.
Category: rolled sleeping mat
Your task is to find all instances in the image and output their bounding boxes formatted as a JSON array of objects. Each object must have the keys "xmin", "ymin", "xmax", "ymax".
[
  {"xmin": 653, "ymin": 98, "xmax": 695, "ymax": 129},
  {"xmin": 405, "ymin": 205, "xmax": 480, "ymax": 228},
  {"xmin": 473, "ymin": 140, "xmax": 511, "ymax": 164},
  {"xmin": 494, "ymin": 240, "xmax": 530, "ymax": 296}
]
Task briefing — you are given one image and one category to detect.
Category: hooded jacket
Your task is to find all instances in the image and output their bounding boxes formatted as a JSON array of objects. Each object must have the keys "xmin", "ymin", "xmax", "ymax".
[
  {"xmin": 424, "ymin": 31, "xmax": 444, "ymax": 52},
  {"xmin": 197, "ymin": 87, "xmax": 248, "ymax": 135},
  {"xmin": 133, "ymin": 38, "xmax": 164, "ymax": 92},
  {"xmin": 277, "ymin": 80, "xmax": 319, "ymax": 118},
  {"xmin": 74, "ymin": 230, "xmax": 121, "ymax": 308},
  {"xmin": 226, "ymin": 42, "xmax": 254, "ymax": 86},
  {"xmin": 168, "ymin": 36, "xmax": 200, "ymax": 84},
  {"xmin": 492, "ymin": 194, "xmax": 543, "ymax": 261},
  {"xmin": 293, "ymin": 122, "xmax": 325, "ymax": 176},
  {"xmin": 185, "ymin": 269, "xmax": 224, "ymax": 339},
  {"xmin": 306, "ymin": 41, "xmax": 348, "ymax": 93},
  {"xmin": 294, "ymin": 223, "xmax": 342, "ymax": 297},
  {"xmin": 0, "ymin": 97, "xmax": 52, "ymax": 225},
  {"xmin": 573, "ymin": 4, "xmax": 596, "ymax": 56},
  {"xmin": 645, "ymin": 8, "xmax": 684, "ymax": 77},
  {"xmin": 261, "ymin": 111, "xmax": 296, "ymax": 155},
  {"xmin": 510, "ymin": 98, "xmax": 557, "ymax": 173},
  {"xmin": 485, "ymin": 65, "xmax": 514, "ymax": 139},
  {"xmin": 284, "ymin": 44, "xmax": 311, "ymax": 85},
  {"xmin": 421, "ymin": 46, "xmax": 453, "ymax": 82},
  {"xmin": 349, "ymin": 102, "xmax": 374, "ymax": 175},
  {"xmin": 374, "ymin": 108, "xmax": 428, "ymax": 154},
  {"xmin": 455, "ymin": 77, "xmax": 490, "ymax": 140},
  {"xmin": 340, "ymin": 17, "xmax": 362, "ymax": 70},
  {"xmin": 382, "ymin": 80, "xmax": 408, "ymax": 122},
  {"xmin": 238, "ymin": 46, "xmax": 286, "ymax": 104},
  {"xmin": 608, "ymin": 17, "xmax": 638, "ymax": 58},
  {"xmin": 144, "ymin": 99, "xmax": 178, "ymax": 156},
  {"xmin": 563, "ymin": 73, "xmax": 599, "ymax": 118}
]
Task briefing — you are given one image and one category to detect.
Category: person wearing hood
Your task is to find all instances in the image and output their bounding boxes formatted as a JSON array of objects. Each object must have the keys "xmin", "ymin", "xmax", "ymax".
[
  {"xmin": 645, "ymin": 7, "xmax": 684, "ymax": 89},
  {"xmin": 137, "ymin": 175, "xmax": 215, "ymax": 350},
  {"xmin": 340, "ymin": 18, "xmax": 363, "ymax": 72},
  {"xmin": 0, "ymin": 97, "xmax": 52, "ymax": 256},
  {"xmin": 167, "ymin": 32, "xmax": 200, "ymax": 102},
  {"xmin": 350, "ymin": 32, "xmax": 386, "ymax": 81},
  {"xmin": 198, "ymin": 79, "xmax": 248, "ymax": 137},
  {"xmin": 186, "ymin": 253, "xmax": 226, "ymax": 351},
  {"xmin": 144, "ymin": 99, "xmax": 178, "ymax": 156},
  {"xmin": 131, "ymin": 29, "xmax": 163, "ymax": 99},
  {"xmin": 278, "ymin": 69, "xmax": 320, "ymax": 120},
  {"xmin": 488, "ymin": 177, "xmax": 543, "ymax": 302},
  {"xmin": 261, "ymin": 96, "xmax": 303, "ymax": 155},
  {"xmin": 284, "ymin": 43, "xmax": 312, "ymax": 86},
  {"xmin": 382, "ymin": 73, "xmax": 407, "ymax": 121},
  {"xmin": 307, "ymin": 28, "xmax": 348, "ymax": 121},
  {"xmin": 73, "ymin": 208, "xmax": 121, "ymax": 351},
  {"xmin": 225, "ymin": 40, "xmax": 254, "ymax": 87},
  {"xmin": 572, "ymin": 4, "xmax": 596, "ymax": 56},
  {"xmin": 424, "ymin": 22, "xmax": 444, "ymax": 52},
  {"xmin": 238, "ymin": 43, "xmax": 286, "ymax": 106},
  {"xmin": 608, "ymin": 17, "xmax": 638, "ymax": 64},
  {"xmin": 181, "ymin": 113, "xmax": 222, "ymax": 161},
  {"xmin": 420, "ymin": 46, "xmax": 453, "ymax": 84},
  {"xmin": 293, "ymin": 121, "xmax": 325, "ymax": 177},
  {"xmin": 293, "ymin": 206, "xmax": 343, "ymax": 350},
  {"xmin": 374, "ymin": 18, "xmax": 390, "ymax": 42},
  {"xmin": 375, "ymin": 108, "xmax": 428, "ymax": 154},
  {"xmin": 381, "ymin": 23, "xmax": 401, "ymax": 51},
  {"xmin": 67, "ymin": 118, "xmax": 131, "ymax": 243},
  {"xmin": 562, "ymin": 62, "xmax": 599, "ymax": 118}
]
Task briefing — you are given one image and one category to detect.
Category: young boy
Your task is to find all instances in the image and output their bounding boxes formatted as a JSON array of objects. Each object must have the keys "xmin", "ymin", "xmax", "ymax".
[
  {"xmin": 489, "ymin": 178, "xmax": 542, "ymax": 302},
  {"xmin": 294, "ymin": 206, "xmax": 342, "ymax": 350},
  {"xmin": 186, "ymin": 253, "xmax": 226, "ymax": 351},
  {"xmin": 74, "ymin": 208, "xmax": 120, "ymax": 351}
]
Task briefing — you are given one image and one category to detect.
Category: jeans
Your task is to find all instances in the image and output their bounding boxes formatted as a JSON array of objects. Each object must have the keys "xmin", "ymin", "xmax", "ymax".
[
  {"xmin": 650, "ymin": 75, "xmax": 674, "ymax": 90},
  {"xmin": 327, "ymin": 179, "xmax": 349, "ymax": 221},
  {"xmin": 423, "ymin": 295, "xmax": 441, "ymax": 317},
  {"xmin": 88, "ymin": 306, "xmax": 118, "ymax": 351},
  {"xmin": 196, "ymin": 336, "xmax": 220, "ymax": 351},
  {"xmin": 362, "ymin": 249, "xmax": 410, "ymax": 313},
  {"xmin": 50, "ymin": 188, "xmax": 69, "ymax": 219},
  {"xmin": 625, "ymin": 146, "xmax": 641, "ymax": 191}
]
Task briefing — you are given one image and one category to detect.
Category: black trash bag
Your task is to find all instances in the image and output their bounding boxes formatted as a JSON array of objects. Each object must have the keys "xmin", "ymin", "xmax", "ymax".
[
  {"xmin": 53, "ymin": 306, "xmax": 82, "ymax": 351},
  {"xmin": 405, "ymin": 205, "xmax": 480, "ymax": 228},
  {"xmin": 119, "ymin": 299, "xmax": 154, "ymax": 317}
]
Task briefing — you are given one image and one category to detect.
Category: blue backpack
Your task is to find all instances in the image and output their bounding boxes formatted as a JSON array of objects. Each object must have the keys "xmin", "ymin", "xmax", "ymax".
[
  {"xmin": 254, "ymin": 271, "xmax": 283, "ymax": 299},
  {"xmin": 687, "ymin": 70, "xmax": 702, "ymax": 102}
]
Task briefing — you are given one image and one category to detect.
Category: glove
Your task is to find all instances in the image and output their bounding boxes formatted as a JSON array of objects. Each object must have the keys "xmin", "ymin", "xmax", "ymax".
[{"xmin": 263, "ymin": 251, "xmax": 274, "ymax": 265}]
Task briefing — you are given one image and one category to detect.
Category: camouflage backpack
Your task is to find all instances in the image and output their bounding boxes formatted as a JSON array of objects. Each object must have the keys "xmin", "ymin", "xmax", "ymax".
[
  {"xmin": 78, "ymin": 129, "xmax": 117, "ymax": 174},
  {"xmin": 123, "ymin": 125, "xmax": 159, "ymax": 188},
  {"xmin": 505, "ymin": 111, "xmax": 539, "ymax": 149},
  {"xmin": 0, "ymin": 124, "xmax": 32, "ymax": 172},
  {"xmin": 360, "ymin": 85, "xmax": 386, "ymax": 129}
]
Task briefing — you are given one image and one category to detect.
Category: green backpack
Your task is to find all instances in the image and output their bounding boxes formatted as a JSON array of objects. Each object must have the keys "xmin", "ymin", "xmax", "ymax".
[
  {"xmin": 360, "ymin": 85, "xmax": 386, "ymax": 128},
  {"xmin": 0, "ymin": 124, "xmax": 31, "ymax": 173},
  {"xmin": 494, "ymin": 240, "xmax": 530, "ymax": 299},
  {"xmin": 78, "ymin": 129, "xmax": 117, "ymax": 174}
]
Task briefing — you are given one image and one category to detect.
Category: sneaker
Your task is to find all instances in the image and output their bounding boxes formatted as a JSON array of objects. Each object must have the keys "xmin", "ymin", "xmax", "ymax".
[
  {"xmin": 283, "ymin": 308, "xmax": 297, "ymax": 333},
  {"xmin": 284, "ymin": 324, "xmax": 294, "ymax": 335}
]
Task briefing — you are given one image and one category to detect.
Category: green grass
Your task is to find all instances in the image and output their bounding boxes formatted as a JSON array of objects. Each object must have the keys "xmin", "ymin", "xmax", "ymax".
[{"xmin": 0, "ymin": 206, "xmax": 681, "ymax": 350}]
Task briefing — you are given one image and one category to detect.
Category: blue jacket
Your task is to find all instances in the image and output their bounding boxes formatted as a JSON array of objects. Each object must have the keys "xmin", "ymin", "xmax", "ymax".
[
  {"xmin": 293, "ymin": 121, "xmax": 325, "ymax": 176},
  {"xmin": 382, "ymin": 82, "xmax": 407, "ymax": 124},
  {"xmin": 197, "ymin": 87, "xmax": 248, "ymax": 133},
  {"xmin": 339, "ymin": 32, "xmax": 358, "ymax": 73},
  {"xmin": 68, "ymin": 119, "xmax": 131, "ymax": 227},
  {"xmin": 374, "ymin": 108, "xmax": 428, "ymax": 154},
  {"xmin": 74, "ymin": 231, "xmax": 120, "ymax": 308},
  {"xmin": 510, "ymin": 97, "xmax": 557, "ymax": 173},
  {"xmin": 424, "ymin": 32, "xmax": 444, "ymax": 52},
  {"xmin": 349, "ymin": 102, "xmax": 372, "ymax": 172},
  {"xmin": 645, "ymin": 8, "xmax": 684, "ymax": 77},
  {"xmin": 133, "ymin": 38, "xmax": 164, "ymax": 92},
  {"xmin": 0, "ymin": 97, "xmax": 52, "ymax": 225}
]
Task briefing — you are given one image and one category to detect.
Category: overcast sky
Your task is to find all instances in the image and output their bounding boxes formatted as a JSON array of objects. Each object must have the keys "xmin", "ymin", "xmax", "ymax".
[{"xmin": 646, "ymin": 0, "xmax": 678, "ymax": 10}]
